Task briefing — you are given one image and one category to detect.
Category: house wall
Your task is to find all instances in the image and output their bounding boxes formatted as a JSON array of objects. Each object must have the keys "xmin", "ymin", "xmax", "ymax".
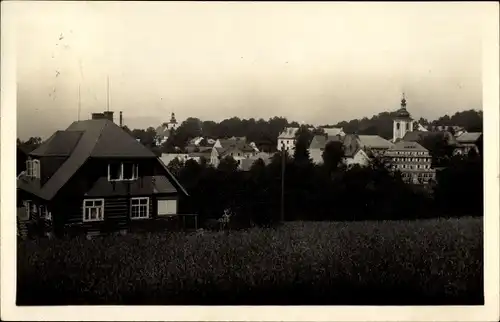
[
  {"xmin": 344, "ymin": 151, "xmax": 370, "ymax": 167},
  {"xmin": 210, "ymin": 148, "xmax": 220, "ymax": 167},
  {"xmin": 277, "ymin": 138, "xmax": 295, "ymax": 152},
  {"xmin": 309, "ymin": 148, "xmax": 323, "ymax": 164},
  {"xmin": 393, "ymin": 118, "xmax": 413, "ymax": 142},
  {"xmin": 53, "ymin": 194, "xmax": 179, "ymax": 236},
  {"xmin": 49, "ymin": 157, "xmax": 182, "ymax": 236}
]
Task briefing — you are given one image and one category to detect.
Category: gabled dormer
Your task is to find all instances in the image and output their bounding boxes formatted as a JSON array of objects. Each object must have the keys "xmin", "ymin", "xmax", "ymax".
[
  {"xmin": 108, "ymin": 161, "xmax": 139, "ymax": 181},
  {"xmin": 25, "ymin": 158, "xmax": 41, "ymax": 179}
]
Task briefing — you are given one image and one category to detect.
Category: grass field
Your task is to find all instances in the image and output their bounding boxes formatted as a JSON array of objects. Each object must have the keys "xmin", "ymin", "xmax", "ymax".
[{"xmin": 17, "ymin": 217, "xmax": 483, "ymax": 305}]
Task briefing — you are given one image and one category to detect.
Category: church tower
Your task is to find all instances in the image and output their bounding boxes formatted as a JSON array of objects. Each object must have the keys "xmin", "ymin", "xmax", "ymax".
[
  {"xmin": 168, "ymin": 112, "xmax": 178, "ymax": 130},
  {"xmin": 392, "ymin": 93, "xmax": 413, "ymax": 142}
]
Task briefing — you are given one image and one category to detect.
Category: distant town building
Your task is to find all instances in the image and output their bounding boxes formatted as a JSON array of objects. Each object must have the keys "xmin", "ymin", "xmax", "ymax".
[
  {"xmin": 277, "ymin": 127, "xmax": 299, "ymax": 152},
  {"xmin": 403, "ymin": 130, "xmax": 457, "ymax": 147},
  {"xmin": 385, "ymin": 140, "xmax": 435, "ymax": 185},
  {"xmin": 155, "ymin": 112, "xmax": 179, "ymax": 146},
  {"xmin": 342, "ymin": 134, "xmax": 371, "ymax": 167},
  {"xmin": 160, "ymin": 147, "xmax": 212, "ymax": 166},
  {"xmin": 308, "ymin": 133, "xmax": 391, "ymax": 167},
  {"xmin": 454, "ymin": 132, "xmax": 482, "ymax": 155},
  {"xmin": 308, "ymin": 134, "xmax": 343, "ymax": 164},
  {"xmin": 321, "ymin": 127, "xmax": 345, "ymax": 137},
  {"xmin": 392, "ymin": 93, "xmax": 414, "ymax": 143},
  {"xmin": 356, "ymin": 135, "xmax": 394, "ymax": 156},
  {"xmin": 211, "ymin": 137, "xmax": 257, "ymax": 168},
  {"xmin": 427, "ymin": 125, "xmax": 466, "ymax": 136},
  {"xmin": 239, "ymin": 152, "xmax": 273, "ymax": 171}
]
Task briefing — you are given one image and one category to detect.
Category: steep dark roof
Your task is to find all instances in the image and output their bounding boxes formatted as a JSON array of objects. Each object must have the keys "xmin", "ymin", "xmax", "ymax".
[
  {"xmin": 357, "ymin": 135, "xmax": 394, "ymax": 149},
  {"xmin": 309, "ymin": 135, "xmax": 327, "ymax": 149},
  {"xmin": 309, "ymin": 134, "xmax": 342, "ymax": 150},
  {"xmin": 456, "ymin": 132, "xmax": 482, "ymax": 143},
  {"xmin": 30, "ymin": 130, "xmax": 84, "ymax": 156},
  {"xmin": 18, "ymin": 119, "xmax": 185, "ymax": 200},
  {"xmin": 66, "ymin": 120, "xmax": 156, "ymax": 158},
  {"xmin": 395, "ymin": 107, "xmax": 411, "ymax": 119},
  {"xmin": 403, "ymin": 130, "xmax": 457, "ymax": 145},
  {"xmin": 389, "ymin": 140, "xmax": 428, "ymax": 152},
  {"xmin": 217, "ymin": 138, "xmax": 255, "ymax": 154}
]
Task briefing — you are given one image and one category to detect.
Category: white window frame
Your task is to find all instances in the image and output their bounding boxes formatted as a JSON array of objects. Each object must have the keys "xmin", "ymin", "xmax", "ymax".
[
  {"xmin": 130, "ymin": 197, "xmax": 150, "ymax": 220},
  {"xmin": 26, "ymin": 159, "xmax": 41, "ymax": 178},
  {"xmin": 21, "ymin": 200, "xmax": 31, "ymax": 220},
  {"xmin": 39, "ymin": 205, "xmax": 52, "ymax": 220},
  {"xmin": 83, "ymin": 199, "xmax": 105, "ymax": 222},
  {"xmin": 108, "ymin": 162, "xmax": 139, "ymax": 182},
  {"xmin": 157, "ymin": 199, "xmax": 178, "ymax": 216},
  {"xmin": 26, "ymin": 160, "xmax": 33, "ymax": 177}
]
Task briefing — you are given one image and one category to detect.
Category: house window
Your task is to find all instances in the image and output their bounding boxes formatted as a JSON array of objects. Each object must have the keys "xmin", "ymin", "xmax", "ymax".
[
  {"xmin": 123, "ymin": 163, "xmax": 139, "ymax": 180},
  {"xmin": 396, "ymin": 123, "xmax": 400, "ymax": 130},
  {"xmin": 109, "ymin": 162, "xmax": 122, "ymax": 180},
  {"xmin": 83, "ymin": 199, "xmax": 104, "ymax": 222},
  {"xmin": 157, "ymin": 199, "xmax": 177, "ymax": 216},
  {"xmin": 406, "ymin": 123, "xmax": 410, "ymax": 130},
  {"xmin": 130, "ymin": 197, "xmax": 149, "ymax": 219},
  {"xmin": 108, "ymin": 162, "xmax": 139, "ymax": 181},
  {"xmin": 26, "ymin": 160, "xmax": 41, "ymax": 178},
  {"xmin": 20, "ymin": 201, "xmax": 31, "ymax": 220},
  {"xmin": 39, "ymin": 205, "xmax": 52, "ymax": 220}
]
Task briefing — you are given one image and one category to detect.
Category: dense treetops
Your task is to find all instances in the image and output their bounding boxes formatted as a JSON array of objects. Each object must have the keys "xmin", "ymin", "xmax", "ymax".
[{"xmin": 18, "ymin": 109, "xmax": 482, "ymax": 156}]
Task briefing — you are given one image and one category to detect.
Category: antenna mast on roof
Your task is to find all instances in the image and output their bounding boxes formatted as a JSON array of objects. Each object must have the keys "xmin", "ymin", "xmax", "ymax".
[
  {"xmin": 77, "ymin": 84, "xmax": 81, "ymax": 121},
  {"xmin": 106, "ymin": 75, "xmax": 110, "ymax": 112}
]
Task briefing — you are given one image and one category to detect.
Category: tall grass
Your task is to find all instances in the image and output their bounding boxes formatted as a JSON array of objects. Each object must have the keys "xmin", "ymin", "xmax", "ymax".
[{"xmin": 17, "ymin": 217, "xmax": 483, "ymax": 305}]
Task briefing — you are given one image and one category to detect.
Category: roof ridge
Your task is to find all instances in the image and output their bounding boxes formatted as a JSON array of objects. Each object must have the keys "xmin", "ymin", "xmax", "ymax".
[{"xmin": 88, "ymin": 120, "xmax": 110, "ymax": 156}]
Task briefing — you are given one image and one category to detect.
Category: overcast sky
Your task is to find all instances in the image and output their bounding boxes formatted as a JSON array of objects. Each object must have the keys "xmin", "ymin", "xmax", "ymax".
[{"xmin": 13, "ymin": 2, "xmax": 485, "ymax": 140}]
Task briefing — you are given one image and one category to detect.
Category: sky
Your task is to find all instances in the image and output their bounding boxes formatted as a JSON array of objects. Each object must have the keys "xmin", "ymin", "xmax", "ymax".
[{"xmin": 12, "ymin": 2, "xmax": 486, "ymax": 140}]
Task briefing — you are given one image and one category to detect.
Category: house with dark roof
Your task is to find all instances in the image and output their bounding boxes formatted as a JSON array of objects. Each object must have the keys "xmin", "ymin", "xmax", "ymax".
[
  {"xmin": 342, "ymin": 134, "xmax": 371, "ymax": 167},
  {"xmin": 308, "ymin": 133, "xmax": 391, "ymax": 167},
  {"xmin": 308, "ymin": 134, "xmax": 343, "ymax": 164},
  {"xmin": 210, "ymin": 137, "xmax": 257, "ymax": 168},
  {"xmin": 17, "ymin": 111, "xmax": 189, "ymax": 238},
  {"xmin": 454, "ymin": 132, "xmax": 482, "ymax": 156},
  {"xmin": 17, "ymin": 146, "xmax": 29, "ymax": 176},
  {"xmin": 403, "ymin": 130, "xmax": 457, "ymax": 146}
]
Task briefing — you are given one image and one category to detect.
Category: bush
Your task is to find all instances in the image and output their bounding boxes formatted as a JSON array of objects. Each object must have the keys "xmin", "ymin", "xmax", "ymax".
[{"xmin": 17, "ymin": 217, "xmax": 483, "ymax": 305}]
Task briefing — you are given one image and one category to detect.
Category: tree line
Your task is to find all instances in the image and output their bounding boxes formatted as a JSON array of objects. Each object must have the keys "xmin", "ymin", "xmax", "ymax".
[
  {"xmin": 17, "ymin": 109, "xmax": 482, "ymax": 156},
  {"xmin": 154, "ymin": 109, "xmax": 482, "ymax": 153},
  {"xmin": 172, "ymin": 127, "xmax": 483, "ymax": 227}
]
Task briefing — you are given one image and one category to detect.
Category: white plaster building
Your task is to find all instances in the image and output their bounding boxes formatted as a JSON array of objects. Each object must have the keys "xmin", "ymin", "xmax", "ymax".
[
  {"xmin": 392, "ymin": 94, "xmax": 413, "ymax": 143},
  {"xmin": 155, "ymin": 112, "xmax": 179, "ymax": 146},
  {"xmin": 277, "ymin": 127, "xmax": 299, "ymax": 152}
]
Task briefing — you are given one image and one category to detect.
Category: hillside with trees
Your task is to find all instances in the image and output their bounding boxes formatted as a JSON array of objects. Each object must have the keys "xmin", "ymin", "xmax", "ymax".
[{"xmin": 169, "ymin": 124, "xmax": 482, "ymax": 227}]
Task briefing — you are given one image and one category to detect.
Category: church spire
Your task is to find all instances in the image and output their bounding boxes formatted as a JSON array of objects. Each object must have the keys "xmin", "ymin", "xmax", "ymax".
[
  {"xmin": 401, "ymin": 92, "xmax": 407, "ymax": 108},
  {"xmin": 170, "ymin": 112, "xmax": 177, "ymax": 124}
]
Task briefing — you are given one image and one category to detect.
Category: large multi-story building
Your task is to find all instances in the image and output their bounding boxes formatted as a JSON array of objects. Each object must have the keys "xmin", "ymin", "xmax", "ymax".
[{"xmin": 385, "ymin": 140, "xmax": 436, "ymax": 184}]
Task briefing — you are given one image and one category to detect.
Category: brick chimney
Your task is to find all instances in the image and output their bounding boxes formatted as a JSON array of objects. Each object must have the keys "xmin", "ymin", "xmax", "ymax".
[
  {"xmin": 91, "ymin": 112, "xmax": 105, "ymax": 120},
  {"xmin": 103, "ymin": 111, "xmax": 114, "ymax": 122}
]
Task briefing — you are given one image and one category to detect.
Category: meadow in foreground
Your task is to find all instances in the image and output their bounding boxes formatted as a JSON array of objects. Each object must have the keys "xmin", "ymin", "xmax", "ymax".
[{"xmin": 17, "ymin": 217, "xmax": 483, "ymax": 305}]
